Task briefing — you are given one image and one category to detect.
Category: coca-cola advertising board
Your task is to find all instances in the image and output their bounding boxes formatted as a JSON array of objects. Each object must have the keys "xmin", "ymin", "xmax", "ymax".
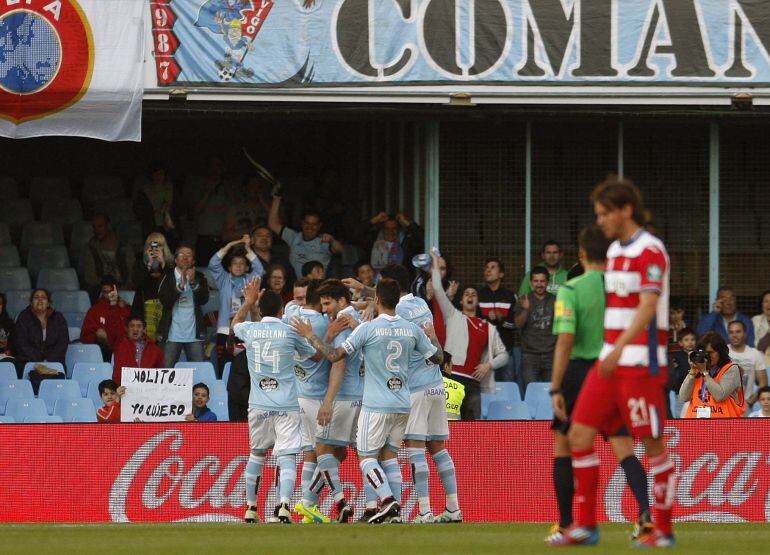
[{"xmin": 0, "ymin": 421, "xmax": 767, "ymax": 523}]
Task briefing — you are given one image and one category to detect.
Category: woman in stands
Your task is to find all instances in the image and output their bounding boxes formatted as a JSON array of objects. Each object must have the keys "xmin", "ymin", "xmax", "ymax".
[
  {"xmin": 263, "ymin": 263, "xmax": 293, "ymax": 305},
  {"xmin": 131, "ymin": 232, "xmax": 174, "ymax": 341},
  {"xmin": 0, "ymin": 293, "xmax": 15, "ymax": 362},
  {"xmin": 13, "ymin": 289, "xmax": 68, "ymax": 387}
]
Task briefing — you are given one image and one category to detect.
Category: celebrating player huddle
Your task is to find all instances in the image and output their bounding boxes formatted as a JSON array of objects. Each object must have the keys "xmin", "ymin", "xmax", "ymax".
[{"xmin": 231, "ymin": 269, "xmax": 460, "ymax": 525}]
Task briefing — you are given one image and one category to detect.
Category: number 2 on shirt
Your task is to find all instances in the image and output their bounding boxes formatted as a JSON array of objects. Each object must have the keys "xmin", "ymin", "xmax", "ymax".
[
  {"xmin": 253, "ymin": 341, "xmax": 280, "ymax": 374},
  {"xmin": 385, "ymin": 340, "xmax": 402, "ymax": 372}
]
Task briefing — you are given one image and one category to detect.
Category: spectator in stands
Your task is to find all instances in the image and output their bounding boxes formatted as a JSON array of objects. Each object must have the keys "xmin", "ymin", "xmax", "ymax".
[
  {"xmin": 112, "ymin": 315, "xmax": 165, "ymax": 384},
  {"xmin": 13, "ymin": 289, "xmax": 68, "ymax": 380},
  {"xmin": 680, "ymin": 332, "xmax": 745, "ymax": 418},
  {"xmin": 96, "ymin": 379, "xmax": 125, "ymax": 424},
  {"xmin": 727, "ymin": 320, "xmax": 768, "ymax": 406},
  {"xmin": 221, "ymin": 176, "xmax": 270, "ymax": 242},
  {"xmin": 185, "ymin": 382, "xmax": 218, "ymax": 422},
  {"xmin": 668, "ymin": 328, "xmax": 696, "ymax": 418},
  {"xmin": 80, "ymin": 276, "xmax": 131, "ymax": 362},
  {"xmin": 133, "ymin": 160, "xmax": 180, "ymax": 243},
  {"xmin": 514, "ymin": 266, "xmax": 557, "ymax": 389},
  {"xmin": 250, "ymin": 225, "xmax": 296, "ymax": 287},
  {"xmin": 519, "ymin": 241, "xmax": 568, "ymax": 296},
  {"xmin": 263, "ymin": 263, "xmax": 293, "ymax": 305},
  {"xmin": 227, "ymin": 348, "xmax": 249, "ymax": 422},
  {"xmin": 752, "ymin": 290, "xmax": 770, "ymax": 367},
  {"xmin": 301, "ymin": 260, "xmax": 325, "ymax": 280},
  {"xmin": 354, "ymin": 260, "xmax": 376, "ymax": 288},
  {"xmin": 478, "ymin": 257, "xmax": 517, "ymax": 382},
  {"xmin": 427, "ymin": 255, "xmax": 508, "ymax": 420},
  {"xmin": 749, "ymin": 386, "xmax": 770, "ymax": 417},
  {"xmin": 209, "ymin": 235, "xmax": 263, "ymax": 374},
  {"xmin": 268, "ymin": 188, "xmax": 344, "ymax": 278},
  {"xmin": 81, "ymin": 213, "xmax": 135, "ymax": 299},
  {"xmin": 366, "ymin": 212, "xmax": 424, "ymax": 273},
  {"xmin": 696, "ymin": 286, "xmax": 755, "ymax": 346},
  {"xmin": 668, "ymin": 296, "xmax": 688, "ymax": 349},
  {"xmin": 131, "ymin": 232, "xmax": 174, "ymax": 341},
  {"xmin": 157, "ymin": 245, "xmax": 210, "ymax": 366},
  {"xmin": 0, "ymin": 293, "xmax": 14, "ymax": 362},
  {"xmin": 194, "ymin": 170, "xmax": 241, "ymax": 264}
]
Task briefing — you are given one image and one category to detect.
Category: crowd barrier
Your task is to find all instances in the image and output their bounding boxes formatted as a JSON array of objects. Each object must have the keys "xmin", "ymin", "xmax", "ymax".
[{"xmin": 0, "ymin": 421, "xmax": 767, "ymax": 523}]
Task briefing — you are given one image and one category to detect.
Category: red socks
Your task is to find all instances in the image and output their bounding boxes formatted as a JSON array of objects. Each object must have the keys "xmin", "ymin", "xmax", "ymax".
[
  {"xmin": 571, "ymin": 449, "xmax": 600, "ymax": 528},
  {"xmin": 649, "ymin": 453, "xmax": 676, "ymax": 536}
]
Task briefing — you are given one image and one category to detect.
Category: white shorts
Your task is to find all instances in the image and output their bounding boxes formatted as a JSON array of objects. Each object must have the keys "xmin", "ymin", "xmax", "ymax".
[
  {"xmin": 247, "ymin": 408, "xmax": 302, "ymax": 457},
  {"xmin": 316, "ymin": 399, "xmax": 362, "ymax": 447},
  {"xmin": 356, "ymin": 410, "xmax": 408, "ymax": 456},
  {"xmin": 299, "ymin": 398, "xmax": 321, "ymax": 451},
  {"xmin": 405, "ymin": 385, "xmax": 450, "ymax": 442}
]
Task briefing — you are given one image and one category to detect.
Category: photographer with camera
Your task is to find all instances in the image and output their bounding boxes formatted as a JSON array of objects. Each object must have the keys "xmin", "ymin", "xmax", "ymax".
[
  {"xmin": 130, "ymin": 232, "xmax": 174, "ymax": 341},
  {"xmin": 679, "ymin": 332, "xmax": 745, "ymax": 418}
]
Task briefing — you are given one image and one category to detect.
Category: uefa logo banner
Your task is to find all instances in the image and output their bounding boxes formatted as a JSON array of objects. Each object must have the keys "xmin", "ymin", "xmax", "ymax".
[{"xmin": 0, "ymin": 0, "xmax": 144, "ymax": 141}]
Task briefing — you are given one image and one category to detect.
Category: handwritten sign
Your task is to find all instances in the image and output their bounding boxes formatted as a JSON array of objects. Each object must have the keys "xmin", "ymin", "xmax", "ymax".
[{"xmin": 121, "ymin": 368, "xmax": 193, "ymax": 422}]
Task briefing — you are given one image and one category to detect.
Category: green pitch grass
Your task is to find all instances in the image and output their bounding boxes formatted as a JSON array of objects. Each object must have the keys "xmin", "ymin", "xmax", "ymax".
[{"xmin": 2, "ymin": 523, "xmax": 768, "ymax": 554}]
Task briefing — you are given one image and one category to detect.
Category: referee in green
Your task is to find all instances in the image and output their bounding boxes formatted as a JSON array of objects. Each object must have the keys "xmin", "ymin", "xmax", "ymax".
[{"xmin": 545, "ymin": 225, "xmax": 652, "ymax": 544}]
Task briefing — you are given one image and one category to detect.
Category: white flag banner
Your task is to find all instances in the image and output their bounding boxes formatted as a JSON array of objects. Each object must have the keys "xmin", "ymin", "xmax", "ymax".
[
  {"xmin": 120, "ymin": 367, "xmax": 193, "ymax": 422},
  {"xmin": 0, "ymin": 0, "xmax": 144, "ymax": 141}
]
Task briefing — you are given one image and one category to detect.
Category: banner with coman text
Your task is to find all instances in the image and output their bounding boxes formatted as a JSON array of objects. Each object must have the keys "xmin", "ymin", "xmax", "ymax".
[{"xmin": 0, "ymin": 0, "xmax": 144, "ymax": 141}]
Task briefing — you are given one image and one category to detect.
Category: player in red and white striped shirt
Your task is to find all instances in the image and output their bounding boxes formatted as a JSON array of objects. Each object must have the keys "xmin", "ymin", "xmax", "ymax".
[{"xmin": 553, "ymin": 178, "xmax": 677, "ymax": 548}]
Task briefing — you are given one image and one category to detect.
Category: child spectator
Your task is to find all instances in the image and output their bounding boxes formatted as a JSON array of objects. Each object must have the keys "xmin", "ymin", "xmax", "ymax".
[
  {"xmin": 97, "ymin": 379, "xmax": 125, "ymax": 423},
  {"xmin": 668, "ymin": 328, "xmax": 696, "ymax": 418},
  {"xmin": 185, "ymin": 382, "xmax": 218, "ymax": 422},
  {"xmin": 748, "ymin": 386, "xmax": 770, "ymax": 418}
]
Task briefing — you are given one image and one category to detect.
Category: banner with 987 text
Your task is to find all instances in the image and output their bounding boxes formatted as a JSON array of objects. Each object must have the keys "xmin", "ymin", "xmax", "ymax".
[{"xmin": 121, "ymin": 368, "xmax": 193, "ymax": 422}]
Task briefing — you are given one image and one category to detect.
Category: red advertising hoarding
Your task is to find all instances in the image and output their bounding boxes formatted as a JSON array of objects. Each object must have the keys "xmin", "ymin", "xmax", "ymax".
[{"xmin": 0, "ymin": 421, "xmax": 767, "ymax": 523}]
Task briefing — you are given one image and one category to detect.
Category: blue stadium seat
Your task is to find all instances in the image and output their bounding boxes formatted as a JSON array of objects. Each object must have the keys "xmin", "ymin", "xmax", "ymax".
[
  {"xmin": 29, "ymin": 176, "xmax": 71, "ymax": 209},
  {"xmin": 41, "ymin": 198, "xmax": 83, "ymax": 229},
  {"xmin": 5, "ymin": 398, "xmax": 48, "ymax": 421},
  {"xmin": 65, "ymin": 344, "xmax": 103, "ymax": 377},
  {"xmin": 63, "ymin": 312, "xmax": 87, "ymax": 329},
  {"xmin": 24, "ymin": 415, "xmax": 64, "ymax": 423},
  {"xmin": 175, "ymin": 361, "xmax": 217, "ymax": 386},
  {"xmin": 71, "ymin": 362, "xmax": 113, "ymax": 396},
  {"xmin": 201, "ymin": 289, "xmax": 220, "ymax": 316},
  {"xmin": 208, "ymin": 380, "xmax": 227, "ymax": 398},
  {"xmin": 20, "ymin": 221, "xmax": 65, "ymax": 256},
  {"xmin": 82, "ymin": 176, "xmax": 125, "ymax": 211},
  {"xmin": 669, "ymin": 391, "xmax": 677, "ymax": 419},
  {"xmin": 0, "ymin": 245, "xmax": 20, "ymax": 267},
  {"xmin": 37, "ymin": 380, "xmax": 83, "ymax": 414},
  {"xmin": 95, "ymin": 197, "xmax": 134, "ymax": 227},
  {"xmin": 196, "ymin": 266, "xmax": 218, "ymax": 291},
  {"xmin": 119, "ymin": 290, "xmax": 135, "ymax": 305},
  {"xmin": 38, "ymin": 268, "xmax": 79, "ymax": 291},
  {"xmin": 0, "ymin": 267, "xmax": 31, "ymax": 291},
  {"xmin": 53, "ymin": 398, "xmax": 97, "ymax": 422},
  {"xmin": 0, "ymin": 177, "xmax": 18, "ymax": 200},
  {"xmin": 494, "ymin": 382, "xmax": 522, "ymax": 402},
  {"xmin": 86, "ymin": 380, "xmax": 104, "ymax": 407},
  {"xmin": 0, "ymin": 222, "xmax": 11, "ymax": 245},
  {"xmin": 52, "ymin": 290, "xmax": 91, "ymax": 313},
  {"xmin": 534, "ymin": 398, "xmax": 555, "ymax": 420},
  {"xmin": 222, "ymin": 362, "xmax": 231, "ymax": 385},
  {"xmin": 27, "ymin": 245, "xmax": 70, "ymax": 280},
  {"xmin": 481, "ymin": 392, "xmax": 494, "ymax": 420},
  {"xmin": 22, "ymin": 362, "xmax": 65, "ymax": 381},
  {"xmin": 208, "ymin": 395, "xmax": 229, "ymax": 421},
  {"xmin": 5, "ymin": 289, "xmax": 30, "ymax": 318},
  {"xmin": 0, "ymin": 199, "xmax": 34, "ymax": 230},
  {"xmin": 0, "ymin": 415, "xmax": 15, "ymax": 423},
  {"xmin": 486, "ymin": 400, "xmax": 531, "ymax": 420},
  {"xmin": 68, "ymin": 327, "xmax": 81, "ymax": 342},
  {"xmin": 0, "ymin": 380, "xmax": 34, "ymax": 414},
  {"xmin": 0, "ymin": 362, "xmax": 16, "ymax": 382},
  {"xmin": 524, "ymin": 382, "xmax": 551, "ymax": 418},
  {"xmin": 69, "ymin": 221, "xmax": 93, "ymax": 263}
]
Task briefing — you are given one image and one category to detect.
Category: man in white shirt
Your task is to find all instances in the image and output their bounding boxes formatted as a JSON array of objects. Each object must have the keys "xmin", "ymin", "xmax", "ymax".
[{"xmin": 727, "ymin": 321, "xmax": 768, "ymax": 406}]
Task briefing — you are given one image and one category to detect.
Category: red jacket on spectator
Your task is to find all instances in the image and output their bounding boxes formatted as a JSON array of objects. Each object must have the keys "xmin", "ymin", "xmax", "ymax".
[
  {"xmin": 80, "ymin": 299, "xmax": 131, "ymax": 348},
  {"xmin": 112, "ymin": 334, "xmax": 165, "ymax": 384},
  {"xmin": 97, "ymin": 401, "xmax": 121, "ymax": 423}
]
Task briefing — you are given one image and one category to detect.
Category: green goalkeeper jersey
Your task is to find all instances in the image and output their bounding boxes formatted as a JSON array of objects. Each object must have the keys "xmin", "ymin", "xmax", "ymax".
[{"xmin": 552, "ymin": 270, "xmax": 605, "ymax": 360}]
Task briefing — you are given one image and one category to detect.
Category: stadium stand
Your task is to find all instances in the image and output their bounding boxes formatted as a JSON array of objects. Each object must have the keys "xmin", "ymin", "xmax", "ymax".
[
  {"xmin": 41, "ymin": 198, "xmax": 83, "ymax": 230},
  {"xmin": 0, "ymin": 416, "xmax": 15, "ymax": 423},
  {"xmin": 534, "ymin": 398, "xmax": 555, "ymax": 420},
  {"xmin": 53, "ymin": 290, "xmax": 91, "ymax": 313},
  {"xmin": 0, "ymin": 362, "xmax": 16, "ymax": 382},
  {"xmin": 5, "ymin": 289, "xmax": 30, "ymax": 318},
  {"xmin": 38, "ymin": 380, "xmax": 83, "ymax": 415},
  {"xmin": 0, "ymin": 199, "xmax": 34, "ymax": 233},
  {"xmin": 29, "ymin": 177, "xmax": 71, "ymax": 211},
  {"xmin": 0, "ymin": 267, "xmax": 31, "ymax": 291},
  {"xmin": 69, "ymin": 221, "xmax": 94, "ymax": 263},
  {"xmin": 208, "ymin": 395, "xmax": 229, "ymax": 421},
  {"xmin": 5, "ymin": 398, "xmax": 48, "ymax": 421},
  {"xmin": 24, "ymin": 415, "xmax": 64, "ymax": 423},
  {"xmin": 494, "ymin": 382, "xmax": 522, "ymax": 403},
  {"xmin": 38, "ymin": 268, "xmax": 79, "ymax": 291},
  {"xmin": 0, "ymin": 223, "xmax": 11, "ymax": 245},
  {"xmin": 63, "ymin": 312, "xmax": 87, "ymax": 329},
  {"xmin": 0, "ymin": 245, "xmax": 21, "ymax": 267},
  {"xmin": 65, "ymin": 344, "xmax": 103, "ymax": 377},
  {"xmin": 174, "ymin": 361, "xmax": 217, "ymax": 386},
  {"xmin": 22, "ymin": 362, "xmax": 65, "ymax": 380},
  {"xmin": 68, "ymin": 327, "xmax": 81, "ymax": 342},
  {"xmin": 27, "ymin": 245, "xmax": 71, "ymax": 281},
  {"xmin": 54, "ymin": 398, "xmax": 97, "ymax": 422},
  {"xmin": 0, "ymin": 381, "xmax": 34, "ymax": 414},
  {"xmin": 71, "ymin": 363, "xmax": 113, "ymax": 396},
  {"xmin": 524, "ymin": 382, "xmax": 551, "ymax": 418},
  {"xmin": 86, "ymin": 380, "xmax": 103, "ymax": 407},
  {"xmin": 487, "ymin": 400, "xmax": 531, "ymax": 420},
  {"xmin": 221, "ymin": 362, "xmax": 231, "ymax": 386},
  {"xmin": 19, "ymin": 222, "xmax": 65, "ymax": 258},
  {"xmin": 0, "ymin": 177, "xmax": 18, "ymax": 200}
]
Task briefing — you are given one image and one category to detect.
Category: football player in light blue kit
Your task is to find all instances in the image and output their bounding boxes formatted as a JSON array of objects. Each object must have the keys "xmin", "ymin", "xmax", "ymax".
[
  {"xmin": 232, "ymin": 279, "xmax": 317, "ymax": 524},
  {"xmin": 312, "ymin": 279, "xmax": 364, "ymax": 522},
  {"xmin": 380, "ymin": 263, "xmax": 462, "ymax": 524},
  {"xmin": 292, "ymin": 278, "xmax": 443, "ymax": 524},
  {"xmin": 283, "ymin": 279, "xmax": 333, "ymax": 524}
]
